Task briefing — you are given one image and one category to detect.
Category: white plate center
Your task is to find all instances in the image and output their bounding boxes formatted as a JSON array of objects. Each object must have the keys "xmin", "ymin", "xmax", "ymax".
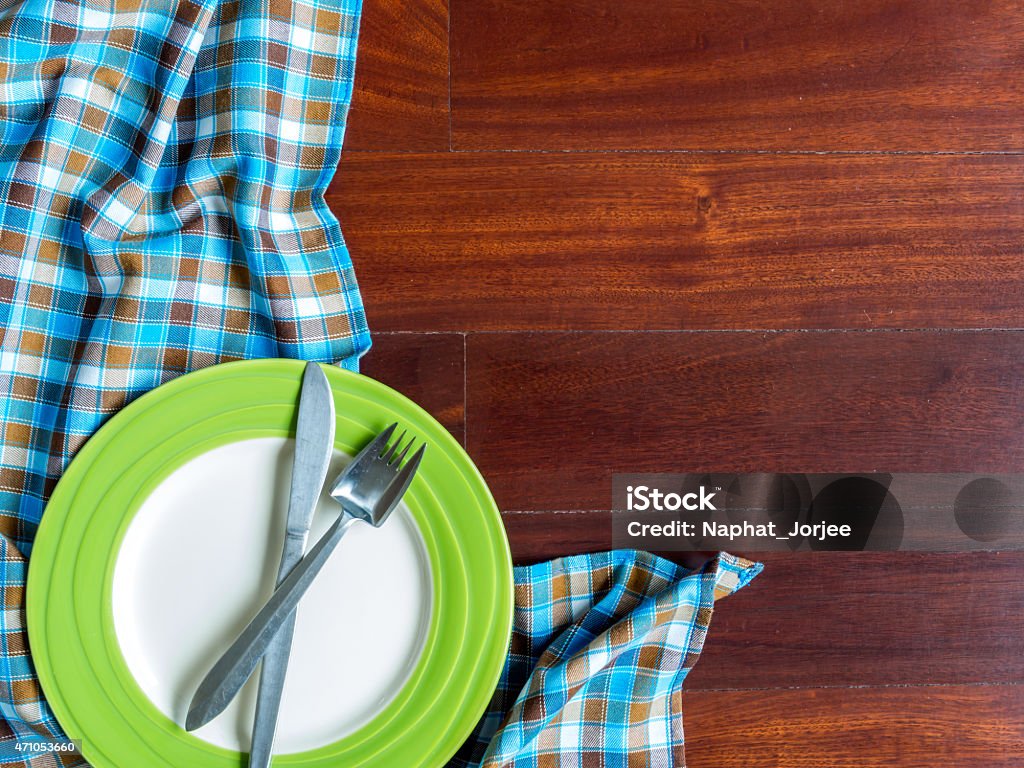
[{"xmin": 112, "ymin": 436, "xmax": 432, "ymax": 754}]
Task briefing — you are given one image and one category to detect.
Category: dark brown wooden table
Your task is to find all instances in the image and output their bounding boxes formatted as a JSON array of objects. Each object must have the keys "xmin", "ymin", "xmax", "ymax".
[{"xmin": 330, "ymin": 1, "xmax": 1024, "ymax": 764}]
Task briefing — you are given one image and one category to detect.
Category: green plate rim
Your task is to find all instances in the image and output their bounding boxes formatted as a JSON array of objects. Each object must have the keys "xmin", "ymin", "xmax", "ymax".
[{"xmin": 27, "ymin": 359, "xmax": 513, "ymax": 767}]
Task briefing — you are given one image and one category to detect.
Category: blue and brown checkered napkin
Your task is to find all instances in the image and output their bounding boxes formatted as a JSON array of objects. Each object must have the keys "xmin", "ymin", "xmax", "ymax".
[
  {"xmin": 0, "ymin": 0, "xmax": 370, "ymax": 556},
  {"xmin": 0, "ymin": 538, "xmax": 72, "ymax": 766},
  {"xmin": 449, "ymin": 551, "xmax": 761, "ymax": 768}
]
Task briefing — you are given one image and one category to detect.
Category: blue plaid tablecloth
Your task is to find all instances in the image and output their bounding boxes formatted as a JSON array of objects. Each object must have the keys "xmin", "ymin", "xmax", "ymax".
[
  {"xmin": 451, "ymin": 551, "xmax": 761, "ymax": 768},
  {"xmin": 0, "ymin": 0, "xmax": 370, "ymax": 555}
]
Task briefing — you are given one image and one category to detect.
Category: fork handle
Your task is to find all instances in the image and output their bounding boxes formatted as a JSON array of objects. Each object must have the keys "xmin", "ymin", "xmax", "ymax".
[{"xmin": 186, "ymin": 510, "xmax": 357, "ymax": 731}]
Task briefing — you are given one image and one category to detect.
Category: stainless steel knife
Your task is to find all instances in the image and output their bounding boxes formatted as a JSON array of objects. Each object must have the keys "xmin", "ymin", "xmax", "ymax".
[
  {"xmin": 247, "ymin": 361, "xmax": 335, "ymax": 767},
  {"xmin": 186, "ymin": 424, "xmax": 425, "ymax": 735}
]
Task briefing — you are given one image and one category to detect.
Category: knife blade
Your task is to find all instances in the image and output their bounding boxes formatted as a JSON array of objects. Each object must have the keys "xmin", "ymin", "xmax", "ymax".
[
  {"xmin": 185, "ymin": 424, "xmax": 426, "ymax": 734},
  {"xmin": 182, "ymin": 437, "xmax": 425, "ymax": 734},
  {"xmin": 249, "ymin": 362, "xmax": 335, "ymax": 766},
  {"xmin": 206, "ymin": 362, "xmax": 334, "ymax": 765}
]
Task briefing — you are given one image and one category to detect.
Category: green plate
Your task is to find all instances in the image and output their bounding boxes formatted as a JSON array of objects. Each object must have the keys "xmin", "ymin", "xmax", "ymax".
[{"xmin": 27, "ymin": 359, "xmax": 513, "ymax": 767}]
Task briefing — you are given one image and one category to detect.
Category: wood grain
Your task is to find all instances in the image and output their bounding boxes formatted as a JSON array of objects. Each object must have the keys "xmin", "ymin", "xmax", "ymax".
[
  {"xmin": 358, "ymin": 332, "xmax": 465, "ymax": 442},
  {"xmin": 333, "ymin": 152, "xmax": 1024, "ymax": 331},
  {"xmin": 503, "ymin": 512, "xmax": 718, "ymax": 568},
  {"xmin": 340, "ymin": 2, "xmax": 1024, "ymax": 763},
  {"xmin": 683, "ymin": 684, "xmax": 1024, "ymax": 768},
  {"xmin": 466, "ymin": 331, "xmax": 1024, "ymax": 512},
  {"xmin": 502, "ymin": 510, "xmax": 615, "ymax": 562},
  {"xmin": 345, "ymin": 0, "xmax": 449, "ymax": 150},
  {"xmin": 504, "ymin": 519, "xmax": 1024, "ymax": 689},
  {"xmin": 450, "ymin": 0, "xmax": 1024, "ymax": 151},
  {"xmin": 689, "ymin": 551, "xmax": 1024, "ymax": 690}
]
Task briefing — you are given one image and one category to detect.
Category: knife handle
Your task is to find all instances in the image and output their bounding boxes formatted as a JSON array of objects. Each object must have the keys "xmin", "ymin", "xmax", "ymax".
[
  {"xmin": 249, "ymin": 529, "xmax": 307, "ymax": 767},
  {"xmin": 248, "ymin": 612, "xmax": 296, "ymax": 768}
]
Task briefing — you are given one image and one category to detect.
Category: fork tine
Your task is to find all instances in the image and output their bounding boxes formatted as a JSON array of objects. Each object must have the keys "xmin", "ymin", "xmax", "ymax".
[
  {"xmin": 381, "ymin": 429, "xmax": 407, "ymax": 463},
  {"xmin": 392, "ymin": 437, "xmax": 414, "ymax": 466},
  {"xmin": 365, "ymin": 423, "xmax": 397, "ymax": 459},
  {"xmin": 330, "ymin": 423, "xmax": 396, "ymax": 494},
  {"xmin": 378, "ymin": 443, "xmax": 426, "ymax": 515},
  {"xmin": 397, "ymin": 444, "xmax": 425, "ymax": 485}
]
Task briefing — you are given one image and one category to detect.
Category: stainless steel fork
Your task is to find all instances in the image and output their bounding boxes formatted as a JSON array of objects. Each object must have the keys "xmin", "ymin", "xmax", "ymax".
[{"xmin": 185, "ymin": 423, "xmax": 426, "ymax": 733}]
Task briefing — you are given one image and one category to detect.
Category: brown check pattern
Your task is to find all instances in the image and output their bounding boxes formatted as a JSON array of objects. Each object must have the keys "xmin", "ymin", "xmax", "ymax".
[
  {"xmin": 0, "ymin": 0, "xmax": 369, "ymax": 551},
  {"xmin": 447, "ymin": 551, "xmax": 762, "ymax": 768},
  {"xmin": 0, "ymin": 538, "xmax": 84, "ymax": 765}
]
